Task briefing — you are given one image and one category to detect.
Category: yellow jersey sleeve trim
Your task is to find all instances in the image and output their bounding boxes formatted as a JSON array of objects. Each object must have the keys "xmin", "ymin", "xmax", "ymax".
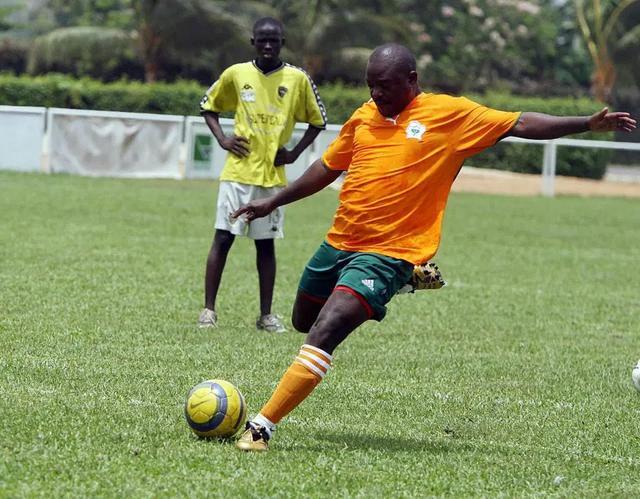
[{"xmin": 285, "ymin": 63, "xmax": 327, "ymax": 129}]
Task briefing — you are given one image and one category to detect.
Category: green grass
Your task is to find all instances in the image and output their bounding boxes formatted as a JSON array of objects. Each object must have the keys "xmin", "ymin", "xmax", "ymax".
[{"xmin": 1, "ymin": 171, "xmax": 639, "ymax": 497}]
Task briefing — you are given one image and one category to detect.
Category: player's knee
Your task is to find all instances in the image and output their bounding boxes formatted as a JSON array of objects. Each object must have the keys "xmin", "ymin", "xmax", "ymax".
[
  {"xmin": 213, "ymin": 230, "xmax": 234, "ymax": 253},
  {"xmin": 291, "ymin": 312, "xmax": 311, "ymax": 334},
  {"xmin": 254, "ymin": 238, "xmax": 275, "ymax": 255}
]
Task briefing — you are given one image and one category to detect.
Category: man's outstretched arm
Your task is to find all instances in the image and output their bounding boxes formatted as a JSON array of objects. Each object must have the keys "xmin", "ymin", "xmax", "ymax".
[
  {"xmin": 508, "ymin": 107, "xmax": 636, "ymax": 140},
  {"xmin": 232, "ymin": 159, "xmax": 341, "ymax": 221}
]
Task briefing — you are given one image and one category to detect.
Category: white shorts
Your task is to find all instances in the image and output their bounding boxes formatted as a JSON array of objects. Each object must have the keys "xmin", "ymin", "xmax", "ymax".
[{"xmin": 214, "ymin": 181, "xmax": 285, "ymax": 240}]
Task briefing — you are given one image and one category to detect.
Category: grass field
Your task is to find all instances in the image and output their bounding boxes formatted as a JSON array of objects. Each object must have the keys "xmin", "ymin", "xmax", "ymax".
[{"xmin": 1, "ymin": 170, "xmax": 639, "ymax": 497}]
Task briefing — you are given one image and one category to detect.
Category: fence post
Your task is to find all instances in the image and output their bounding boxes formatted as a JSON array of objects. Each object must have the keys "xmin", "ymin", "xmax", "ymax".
[{"xmin": 541, "ymin": 141, "xmax": 557, "ymax": 197}]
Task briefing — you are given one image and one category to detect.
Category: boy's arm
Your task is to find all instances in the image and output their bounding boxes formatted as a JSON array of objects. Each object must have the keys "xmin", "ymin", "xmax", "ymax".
[
  {"xmin": 202, "ymin": 111, "xmax": 249, "ymax": 158},
  {"xmin": 508, "ymin": 107, "xmax": 636, "ymax": 140},
  {"xmin": 232, "ymin": 158, "xmax": 341, "ymax": 221},
  {"xmin": 274, "ymin": 125, "xmax": 323, "ymax": 166}
]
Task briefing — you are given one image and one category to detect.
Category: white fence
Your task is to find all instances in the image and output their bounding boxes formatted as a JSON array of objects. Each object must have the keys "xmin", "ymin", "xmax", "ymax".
[
  {"xmin": 500, "ymin": 136, "xmax": 640, "ymax": 196},
  {"xmin": 0, "ymin": 106, "xmax": 46, "ymax": 172},
  {"xmin": 1, "ymin": 106, "xmax": 639, "ymax": 196},
  {"xmin": 47, "ymin": 108, "xmax": 184, "ymax": 178}
]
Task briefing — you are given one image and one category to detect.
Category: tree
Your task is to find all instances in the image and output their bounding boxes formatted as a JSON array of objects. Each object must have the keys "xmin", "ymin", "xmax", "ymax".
[
  {"xmin": 273, "ymin": 0, "xmax": 413, "ymax": 82},
  {"xmin": 38, "ymin": 0, "xmax": 135, "ymax": 29},
  {"xmin": 134, "ymin": 0, "xmax": 276, "ymax": 82},
  {"xmin": 394, "ymin": 0, "xmax": 580, "ymax": 95},
  {"xmin": 23, "ymin": 0, "xmax": 276, "ymax": 82},
  {"xmin": 575, "ymin": 0, "xmax": 640, "ymax": 101}
]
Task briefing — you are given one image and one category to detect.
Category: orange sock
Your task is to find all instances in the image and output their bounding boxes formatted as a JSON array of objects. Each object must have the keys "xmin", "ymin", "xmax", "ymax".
[{"xmin": 259, "ymin": 344, "xmax": 333, "ymax": 424}]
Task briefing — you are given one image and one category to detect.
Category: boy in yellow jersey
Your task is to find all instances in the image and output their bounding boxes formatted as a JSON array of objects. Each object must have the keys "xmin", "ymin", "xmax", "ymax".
[
  {"xmin": 197, "ymin": 17, "xmax": 327, "ymax": 331},
  {"xmin": 232, "ymin": 44, "xmax": 636, "ymax": 450}
]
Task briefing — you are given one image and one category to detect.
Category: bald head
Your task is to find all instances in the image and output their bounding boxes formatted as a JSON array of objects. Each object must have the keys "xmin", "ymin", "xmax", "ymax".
[
  {"xmin": 366, "ymin": 44, "xmax": 420, "ymax": 117},
  {"xmin": 369, "ymin": 44, "xmax": 417, "ymax": 74}
]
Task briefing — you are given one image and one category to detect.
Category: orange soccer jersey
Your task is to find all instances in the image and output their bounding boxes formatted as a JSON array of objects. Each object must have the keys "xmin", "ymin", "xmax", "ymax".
[{"xmin": 321, "ymin": 93, "xmax": 520, "ymax": 264}]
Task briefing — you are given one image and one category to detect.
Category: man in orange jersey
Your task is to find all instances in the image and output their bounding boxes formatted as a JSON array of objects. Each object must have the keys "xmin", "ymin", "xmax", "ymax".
[{"xmin": 231, "ymin": 43, "xmax": 636, "ymax": 451}]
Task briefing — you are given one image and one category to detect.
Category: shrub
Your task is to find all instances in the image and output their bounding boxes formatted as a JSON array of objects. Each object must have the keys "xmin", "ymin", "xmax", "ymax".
[
  {"xmin": 0, "ymin": 74, "xmax": 203, "ymax": 115},
  {"xmin": 0, "ymin": 38, "xmax": 28, "ymax": 74},
  {"xmin": 317, "ymin": 83, "xmax": 369, "ymax": 123},
  {"xmin": 27, "ymin": 27, "xmax": 143, "ymax": 82},
  {"xmin": 468, "ymin": 93, "xmax": 611, "ymax": 179}
]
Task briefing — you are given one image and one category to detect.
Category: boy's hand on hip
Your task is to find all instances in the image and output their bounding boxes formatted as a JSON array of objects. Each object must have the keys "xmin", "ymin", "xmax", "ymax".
[
  {"xmin": 220, "ymin": 135, "xmax": 250, "ymax": 157},
  {"xmin": 274, "ymin": 148, "xmax": 298, "ymax": 166}
]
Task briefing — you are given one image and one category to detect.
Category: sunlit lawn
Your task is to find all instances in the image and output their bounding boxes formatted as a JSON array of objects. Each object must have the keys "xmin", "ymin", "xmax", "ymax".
[{"xmin": 1, "ymin": 171, "xmax": 639, "ymax": 497}]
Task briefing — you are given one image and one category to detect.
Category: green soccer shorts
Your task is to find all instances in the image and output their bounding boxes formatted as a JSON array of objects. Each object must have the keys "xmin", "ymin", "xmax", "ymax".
[{"xmin": 298, "ymin": 241, "xmax": 414, "ymax": 321}]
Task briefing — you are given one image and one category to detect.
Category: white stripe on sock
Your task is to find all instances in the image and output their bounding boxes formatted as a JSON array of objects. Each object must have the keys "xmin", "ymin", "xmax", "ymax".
[
  {"xmin": 302, "ymin": 344, "xmax": 333, "ymax": 361},
  {"xmin": 298, "ymin": 350, "xmax": 331, "ymax": 371},
  {"xmin": 295, "ymin": 356, "xmax": 326, "ymax": 378}
]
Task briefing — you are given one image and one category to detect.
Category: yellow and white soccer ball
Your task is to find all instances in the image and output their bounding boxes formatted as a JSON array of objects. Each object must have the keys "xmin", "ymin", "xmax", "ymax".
[
  {"xmin": 632, "ymin": 361, "xmax": 640, "ymax": 393},
  {"xmin": 184, "ymin": 379, "xmax": 247, "ymax": 438}
]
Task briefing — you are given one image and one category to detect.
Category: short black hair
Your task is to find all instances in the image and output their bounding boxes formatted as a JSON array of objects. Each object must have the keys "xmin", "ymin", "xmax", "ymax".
[{"xmin": 252, "ymin": 17, "xmax": 284, "ymax": 35}]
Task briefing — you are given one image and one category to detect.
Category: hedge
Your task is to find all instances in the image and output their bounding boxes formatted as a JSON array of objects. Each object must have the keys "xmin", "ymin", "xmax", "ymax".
[
  {"xmin": 28, "ymin": 27, "xmax": 142, "ymax": 82},
  {"xmin": 0, "ymin": 74, "xmax": 610, "ymax": 179},
  {"xmin": 0, "ymin": 74, "xmax": 202, "ymax": 114},
  {"xmin": 468, "ymin": 92, "xmax": 611, "ymax": 179}
]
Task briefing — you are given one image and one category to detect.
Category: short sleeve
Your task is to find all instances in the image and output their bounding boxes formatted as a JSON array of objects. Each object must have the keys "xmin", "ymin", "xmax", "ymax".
[
  {"xmin": 200, "ymin": 68, "xmax": 237, "ymax": 113},
  {"xmin": 455, "ymin": 97, "xmax": 520, "ymax": 157},
  {"xmin": 321, "ymin": 119, "xmax": 356, "ymax": 171},
  {"xmin": 294, "ymin": 72, "xmax": 327, "ymax": 129}
]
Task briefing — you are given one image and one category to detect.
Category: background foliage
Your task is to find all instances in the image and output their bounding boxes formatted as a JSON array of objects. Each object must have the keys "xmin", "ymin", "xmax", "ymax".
[
  {"xmin": 0, "ymin": 73, "xmax": 612, "ymax": 178},
  {"xmin": 0, "ymin": 0, "xmax": 601, "ymax": 94},
  {"xmin": 0, "ymin": 0, "xmax": 637, "ymax": 169},
  {"xmin": 471, "ymin": 93, "xmax": 612, "ymax": 179},
  {"xmin": 27, "ymin": 26, "xmax": 141, "ymax": 81}
]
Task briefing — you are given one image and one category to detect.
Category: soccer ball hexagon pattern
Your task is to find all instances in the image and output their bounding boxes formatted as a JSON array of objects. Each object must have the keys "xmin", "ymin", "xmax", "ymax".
[{"xmin": 184, "ymin": 379, "xmax": 247, "ymax": 438}]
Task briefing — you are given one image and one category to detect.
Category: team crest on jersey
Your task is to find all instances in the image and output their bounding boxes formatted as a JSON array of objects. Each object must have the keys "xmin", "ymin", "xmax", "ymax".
[
  {"xmin": 278, "ymin": 86, "xmax": 288, "ymax": 98},
  {"xmin": 406, "ymin": 120, "xmax": 426, "ymax": 140},
  {"xmin": 241, "ymin": 84, "xmax": 256, "ymax": 102}
]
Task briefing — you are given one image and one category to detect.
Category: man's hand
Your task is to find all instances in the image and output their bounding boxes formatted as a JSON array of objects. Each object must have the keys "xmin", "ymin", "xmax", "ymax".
[
  {"xmin": 231, "ymin": 197, "xmax": 275, "ymax": 223},
  {"xmin": 274, "ymin": 148, "xmax": 298, "ymax": 166},
  {"xmin": 589, "ymin": 107, "xmax": 637, "ymax": 133},
  {"xmin": 219, "ymin": 135, "xmax": 250, "ymax": 157}
]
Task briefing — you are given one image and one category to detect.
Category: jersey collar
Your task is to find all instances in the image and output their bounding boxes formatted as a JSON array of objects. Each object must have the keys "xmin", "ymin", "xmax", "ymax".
[
  {"xmin": 252, "ymin": 60, "xmax": 285, "ymax": 76},
  {"xmin": 375, "ymin": 93, "xmax": 427, "ymax": 125}
]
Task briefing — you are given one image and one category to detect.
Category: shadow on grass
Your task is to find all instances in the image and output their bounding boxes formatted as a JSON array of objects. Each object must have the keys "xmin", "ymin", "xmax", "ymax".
[{"xmin": 286, "ymin": 431, "xmax": 476, "ymax": 454}]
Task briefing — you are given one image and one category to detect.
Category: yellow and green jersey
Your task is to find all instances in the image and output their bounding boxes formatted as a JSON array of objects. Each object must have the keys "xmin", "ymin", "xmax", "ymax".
[{"xmin": 200, "ymin": 61, "xmax": 327, "ymax": 187}]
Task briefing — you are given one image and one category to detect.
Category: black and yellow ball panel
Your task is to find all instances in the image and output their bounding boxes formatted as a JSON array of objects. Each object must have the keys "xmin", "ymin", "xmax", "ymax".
[{"xmin": 184, "ymin": 379, "xmax": 246, "ymax": 438}]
